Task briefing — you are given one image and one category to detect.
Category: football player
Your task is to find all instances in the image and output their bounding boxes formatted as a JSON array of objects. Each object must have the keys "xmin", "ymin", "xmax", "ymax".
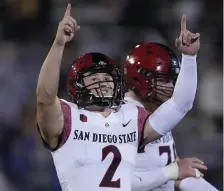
[
  {"xmin": 36, "ymin": 4, "xmax": 207, "ymax": 190},
  {"xmin": 125, "ymin": 17, "xmax": 218, "ymax": 191}
]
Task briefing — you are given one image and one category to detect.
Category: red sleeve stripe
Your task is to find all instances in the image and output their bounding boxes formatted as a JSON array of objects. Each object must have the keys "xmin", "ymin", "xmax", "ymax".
[
  {"xmin": 58, "ymin": 100, "xmax": 72, "ymax": 149},
  {"xmin": 137, "ymin": 106, "xmax": 150, "ymax": 144}
]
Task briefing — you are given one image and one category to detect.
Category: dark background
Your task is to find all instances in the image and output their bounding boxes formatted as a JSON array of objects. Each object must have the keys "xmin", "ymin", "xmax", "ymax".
[{"xmin": 0, "ymin": 0, "xmax": 222, "ymax": 190}]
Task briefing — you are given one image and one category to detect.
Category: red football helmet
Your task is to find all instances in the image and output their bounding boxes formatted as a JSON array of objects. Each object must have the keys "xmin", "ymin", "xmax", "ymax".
[
  {"xmin": 67, "ymin": 52, "xmax": 125, "ymax": 110},
  {"xmin": 124, "ymin": 43, "xmax": 180, "ymax": 103}
]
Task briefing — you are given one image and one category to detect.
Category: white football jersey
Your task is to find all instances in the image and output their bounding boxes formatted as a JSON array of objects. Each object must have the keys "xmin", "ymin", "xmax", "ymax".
[
  {"xmin": 125, "ymin": 97, "xmax": 177, "ymax": 191},
  {"xmin": 45, "ymin": 99, "xmax": 150, "ymax": 191}
]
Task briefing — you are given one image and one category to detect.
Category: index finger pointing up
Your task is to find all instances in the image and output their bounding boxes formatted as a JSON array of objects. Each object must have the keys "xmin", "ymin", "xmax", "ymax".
[
  {"xmin": 181, "ymin": 14, "xmax": 187, "ymax": 32},
  {"xmin": 64, "ymin": 3, "xmax": 71, "ymax": 17}
]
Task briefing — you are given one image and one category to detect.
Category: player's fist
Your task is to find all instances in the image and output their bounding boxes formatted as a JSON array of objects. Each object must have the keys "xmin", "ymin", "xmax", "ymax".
[
  {"xmin": 175, "ymin": 15, "xmax": 200, "ymax": 56},
  {"xmin": 177, "ymin": 157, "xmax": 207, "ymax": 180},
  {"xmin": 55, "ymin": 3, "xmax": 80, "ymax": 46}
]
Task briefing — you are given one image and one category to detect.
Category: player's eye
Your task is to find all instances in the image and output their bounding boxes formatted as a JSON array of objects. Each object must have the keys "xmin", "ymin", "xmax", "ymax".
[
  {"xmin": 91, "ymin": 77, "xmax": 98, "ymax": 82},
  {"xmin": 104, "ymin": 76, "xmax": 112, "ymax": 81}
]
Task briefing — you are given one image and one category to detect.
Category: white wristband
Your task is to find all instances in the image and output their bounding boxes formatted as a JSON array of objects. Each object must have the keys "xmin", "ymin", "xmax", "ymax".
[{"xmin": 163, "ymin": 162, "xmax": 179, "ymax": 180}]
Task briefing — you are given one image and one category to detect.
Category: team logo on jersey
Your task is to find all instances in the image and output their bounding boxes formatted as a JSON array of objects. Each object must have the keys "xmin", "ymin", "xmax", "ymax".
[
  {"xmin": 134, "ymin": 175, "xmax": 142, "ymax": 182},
  {"xmin": 122, "ymin": 119, "xmax": 131, "ymax": 127},
  {"xmin": 80, "ymin": 114, "xmax": 87, "ymax": 122}
]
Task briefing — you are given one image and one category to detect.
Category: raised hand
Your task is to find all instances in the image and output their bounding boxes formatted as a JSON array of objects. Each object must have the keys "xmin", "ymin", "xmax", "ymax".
[
  {"xmin": 55, "ymin": 3, "xmax": 80, "ymax": 46},
  {"xmin": 175, "ymin": 15, "xmax": 200, "ymax": 55},
  {"xmin": 177, "ymin": 157, "xmax": 207, "ymax": 180}
]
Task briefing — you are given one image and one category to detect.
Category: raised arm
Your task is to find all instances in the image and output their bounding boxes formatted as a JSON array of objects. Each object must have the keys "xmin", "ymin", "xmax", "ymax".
[
  {"xmin": 36, "ymin": 3, "xmax": 79, "ymax": 149},
  {"xmin": 142, "ymin": 14, "xmax": 200, "ymax": 144}
]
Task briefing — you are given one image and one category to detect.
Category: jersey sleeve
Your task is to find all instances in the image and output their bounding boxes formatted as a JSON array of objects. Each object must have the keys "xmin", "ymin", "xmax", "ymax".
[
  {"xmin": 132, "ymin": 168, "xmax": 170, "ymax": 191},
  {"xmin": 179, "ymin": 177, "xmax": 219, "ymax": 191},
  {"xmin": 136, "ymin": 106, "xmax": 150, "ymax": 147},
  {"xmin": 37, "ymin": 99, "xmax": 72, "ymax": 152}
]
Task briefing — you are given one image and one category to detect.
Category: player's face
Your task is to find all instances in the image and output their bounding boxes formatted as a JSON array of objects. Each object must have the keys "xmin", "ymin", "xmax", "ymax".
[
  {"xmin": 83, "ymin": 72, "xmax": 114, "ymax": 97},
  {"xmin": 156, "ymin": 80, "xmax": 174, "ymax": 102}
]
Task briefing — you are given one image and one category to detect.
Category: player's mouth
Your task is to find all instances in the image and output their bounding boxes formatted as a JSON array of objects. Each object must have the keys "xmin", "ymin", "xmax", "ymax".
[{"xmin": 100, "ymin": 86, "xmax": 112, "ymax": 96}]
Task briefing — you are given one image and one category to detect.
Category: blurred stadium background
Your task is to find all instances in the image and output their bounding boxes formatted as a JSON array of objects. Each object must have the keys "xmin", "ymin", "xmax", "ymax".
[{"xmin": 0, "ymin": 0, "xmax": 222, "ymax": 190}]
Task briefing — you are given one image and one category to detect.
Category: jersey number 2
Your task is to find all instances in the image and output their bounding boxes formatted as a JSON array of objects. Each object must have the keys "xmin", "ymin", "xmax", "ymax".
[{"xmin": 99, "ymin": 145, "xmax": 121, "ymax": 188}]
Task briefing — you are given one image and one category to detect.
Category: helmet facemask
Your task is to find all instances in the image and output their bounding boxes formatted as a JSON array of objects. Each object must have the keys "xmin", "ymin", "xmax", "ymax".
[
  {"xmin": 154, "ymin": 73, "xmax": 178, "ymax": 102},
  {"xmin": 135, "ymin": 66, "xmax": 179, "ymax": 105},
  {"xmin": 69, "ymin": 66, "xmax": 125, "ymax": 111}
]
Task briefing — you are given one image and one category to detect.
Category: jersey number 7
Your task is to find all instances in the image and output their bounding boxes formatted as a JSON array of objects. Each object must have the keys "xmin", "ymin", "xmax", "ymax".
[{"xmin": 159, "ymin": 144, "xmax": 177, "ymax": 165}]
